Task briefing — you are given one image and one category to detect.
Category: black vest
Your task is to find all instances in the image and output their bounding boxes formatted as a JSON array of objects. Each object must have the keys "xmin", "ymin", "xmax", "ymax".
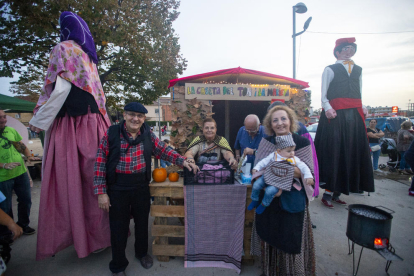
[
  {"xmin": 106, "ymin": 123, "xmax": 152, "ymax": 186},
  {"xmin": 327, "ymin": 63, "xmax": 362, "ymax": 100}
]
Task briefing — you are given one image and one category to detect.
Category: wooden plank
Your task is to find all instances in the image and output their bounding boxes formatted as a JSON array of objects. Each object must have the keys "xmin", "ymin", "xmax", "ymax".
[
  {"xmin": 152, "ymin": 224, "xmax": 185, "ymax": 237},
  {"xmin": 152, "ymin": 241, "xmax": 185, "ymax": 257},
  {"xmin": 242, "ymin": 258, "xmax": 255, "ymax": 266},
  {"xmin": 244, "ymin": 227, "xmax": 252, "ymax": 240},
  {"xmin": 151, "ymin": 205, "xmax": 185, "ymax": 217},
  {"xmin": 149, "ymin": 178, "xmax": 184, "ymax": 187},
  {"xmin": 150, "ymin": 186, "xmax": 184, "ymax": 198},
  {"xmin": 245, "ymin": 210, "xmax": 255, "ymax": 221},
  {"xmin": 244, "ymin": 237, "xmax": 251, "ymax": 250},
  {"xmin": 153, "ymin": 197, "xmax": 169, "ymax": 262}
]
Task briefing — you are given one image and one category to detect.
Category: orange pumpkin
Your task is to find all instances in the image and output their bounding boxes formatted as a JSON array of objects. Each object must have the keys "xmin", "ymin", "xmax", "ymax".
[
  {"xmin": 152, "ymin": 168, "xmax": 167, "ymax": 182},
  {"xmin": 168, "ymin": 172, "xmax": 179, "ymax": 182}
]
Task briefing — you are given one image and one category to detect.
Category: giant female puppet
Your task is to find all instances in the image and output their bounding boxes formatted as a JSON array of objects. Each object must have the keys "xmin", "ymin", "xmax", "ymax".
[
  {"xmin": 314, "ymin": 37, "xmax": 374, "ymax": 208},
  {"xmin": 29, "ymin": 12, "xmax": 111, "ymax": 259}
]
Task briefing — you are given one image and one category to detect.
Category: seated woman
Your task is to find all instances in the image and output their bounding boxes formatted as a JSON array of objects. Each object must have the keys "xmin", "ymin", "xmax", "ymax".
[{"xmin": 185, "ymin": 118, "xmax": 237, "ymax": 169}]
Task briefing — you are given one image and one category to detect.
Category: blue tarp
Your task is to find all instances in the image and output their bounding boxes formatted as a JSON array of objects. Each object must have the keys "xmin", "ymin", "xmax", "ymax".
[{"xmin": 365, "ymin": 117, "xmax": 409, "ymax": 133}]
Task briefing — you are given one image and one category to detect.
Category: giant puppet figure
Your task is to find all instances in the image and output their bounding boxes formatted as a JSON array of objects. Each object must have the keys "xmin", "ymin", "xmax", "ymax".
[
  {"xmin": 314, "ymin": 37, "xmax": 374, "ymax": 208},
  {"xmin": 29, "ymin": 12, "xmax": 111, "ymax": 259}
]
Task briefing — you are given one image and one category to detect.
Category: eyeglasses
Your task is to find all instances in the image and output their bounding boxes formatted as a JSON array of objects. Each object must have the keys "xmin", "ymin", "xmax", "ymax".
[
  {"xmin": 126, "ymin": 112, "xmax": 145, "ymax": 119},
  {"xmin": 341, "ymin": 46, "xmax": 355, "ymax": 52},
  {"xmin": 244, "ymin": 128, "xmax": 258, "ymax": 134}
]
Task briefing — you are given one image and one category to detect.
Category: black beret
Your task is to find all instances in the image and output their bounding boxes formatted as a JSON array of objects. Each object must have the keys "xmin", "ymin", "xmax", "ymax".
[{"xmin": 124, "ymin": 102, "xmax": 148, "ymax": 114}]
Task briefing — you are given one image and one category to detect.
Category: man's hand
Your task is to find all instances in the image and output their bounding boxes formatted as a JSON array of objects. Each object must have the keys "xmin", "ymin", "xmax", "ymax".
[
  {"xmin": 29, "ymin": 124, "xmax": 44, "ymax": 133},
  {"xmin": 325, "ymin": 109, "xmax": 337, "ymax": 119},
  {"xmin": 243, "ymin": 147, "xmax": 255, "ymax": 155},
  {"xmin": 183, "ymin": 160, "xmax": 199, "ymax": 174},
  {"xmin": 3, "ymin": 162, "xmax": 21, "ymax": 170},
  {"xmin": 98, "ymin": 194, "xmax": 111, "ymax": 213},
  {"xmin": 27, "ymin": 156, "xmax": 41, "ymax": 165},
  {"xmin": 306, "ymin": 178, "xmax": 315, "ymax": 186},
  {"xmin": 7, "ymin": 221, "xmax": 23, "ymax": 240}
]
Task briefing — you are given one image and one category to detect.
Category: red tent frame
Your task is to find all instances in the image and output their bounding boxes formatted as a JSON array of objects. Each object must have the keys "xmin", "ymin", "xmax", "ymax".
[{"xmin": 168, "ymin": 67, "xmax": 309, "ymax": 89}]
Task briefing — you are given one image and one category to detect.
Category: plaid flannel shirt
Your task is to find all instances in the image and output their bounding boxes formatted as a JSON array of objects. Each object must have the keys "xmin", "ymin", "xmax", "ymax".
[{"xmin": 94, "ymin": 125, "xmax": 185, "ymax": 194}]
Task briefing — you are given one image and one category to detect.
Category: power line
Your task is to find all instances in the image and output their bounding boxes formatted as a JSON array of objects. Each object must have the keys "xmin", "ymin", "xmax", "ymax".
[{"xmin": 307, "ymin": 31, "xmax": 414, "ymax": 35}]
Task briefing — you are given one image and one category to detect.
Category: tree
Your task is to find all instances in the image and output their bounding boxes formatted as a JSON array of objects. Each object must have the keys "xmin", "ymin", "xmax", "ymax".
[{"xmin": 1, "ymin": 0, "xmax": 187, "ymax": 108}]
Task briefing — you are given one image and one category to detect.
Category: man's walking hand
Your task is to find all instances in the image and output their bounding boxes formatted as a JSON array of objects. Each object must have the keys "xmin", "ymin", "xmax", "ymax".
[{"xmin": 98, "ymin": 194, "xmax": 111, "ymax": 212}]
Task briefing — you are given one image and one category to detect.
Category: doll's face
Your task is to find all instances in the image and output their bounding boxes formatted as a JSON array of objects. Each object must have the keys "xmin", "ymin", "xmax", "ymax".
[{"xmin": 336, "ymin": 45, "xmax": 356, "ymax": 61}]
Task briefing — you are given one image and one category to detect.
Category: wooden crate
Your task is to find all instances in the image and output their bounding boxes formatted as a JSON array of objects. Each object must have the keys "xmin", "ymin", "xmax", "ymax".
[{"xmin": 149, "ymin": 179, "xmax": 254, "ymax": 265}]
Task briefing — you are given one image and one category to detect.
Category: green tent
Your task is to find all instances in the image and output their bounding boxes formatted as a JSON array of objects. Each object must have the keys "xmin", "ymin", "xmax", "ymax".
[
  {"xmin": 0, "ymin": 93, "xmax": 45, "ymax": 146},
  {"xmin": 0, "ymin": 93, "xmax": 36, "ymax": 113}
]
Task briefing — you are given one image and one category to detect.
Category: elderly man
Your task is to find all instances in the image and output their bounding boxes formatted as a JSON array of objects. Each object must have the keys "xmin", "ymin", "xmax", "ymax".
[
  {"xmin": 314, "ymin": 37, "xmax": 374, "ymax": 209},
  {"xmin": 94, "ymin": 102, "xmax": 198, "ymax": 276},
  {"xmin": 0, "ymin": 109, "xmax": 38, "ymax": 242},
  {"xmin": 234, "ymin": 114, "xmax": 267, "ymax": 167}
]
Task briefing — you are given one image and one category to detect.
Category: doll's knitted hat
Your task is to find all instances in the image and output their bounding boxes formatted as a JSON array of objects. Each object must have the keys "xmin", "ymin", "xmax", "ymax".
[{"xmin": 275, "ymin": 134, "xmax": 296, "ymax": 150}]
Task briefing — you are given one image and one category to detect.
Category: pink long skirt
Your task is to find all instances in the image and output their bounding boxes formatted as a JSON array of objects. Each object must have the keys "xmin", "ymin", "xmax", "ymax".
[{"xmin": 36, "ymin": 111, "xmax": 111, "ymax": 260}]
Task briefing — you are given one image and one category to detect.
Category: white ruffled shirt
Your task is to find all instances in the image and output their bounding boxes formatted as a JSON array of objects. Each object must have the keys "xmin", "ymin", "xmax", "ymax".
[{"xmin": 321, "ymin": 60, "xmax": 364, "ymax": 111}]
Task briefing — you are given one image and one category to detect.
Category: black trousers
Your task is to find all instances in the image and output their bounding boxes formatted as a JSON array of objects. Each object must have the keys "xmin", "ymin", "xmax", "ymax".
[{"xmin": 107, "ymin": 188, "xmax": 150, "ymax": 273}]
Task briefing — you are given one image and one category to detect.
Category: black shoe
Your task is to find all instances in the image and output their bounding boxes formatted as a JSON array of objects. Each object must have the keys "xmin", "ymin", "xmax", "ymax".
[
  {"xmin": 137, "ymin": 254, "xmax": 153, "ymax": 269},
  {"xmin": 21, "ymin": 226, "xmax": 36, "ymax": 235}
]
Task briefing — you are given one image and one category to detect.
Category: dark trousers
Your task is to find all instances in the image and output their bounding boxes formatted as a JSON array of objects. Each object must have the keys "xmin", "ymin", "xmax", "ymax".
[
  {"xmin": 0, "ymin": 172, "xmax": 32, "ymax": 237},
  {"xmin": 108, "ymin": 188, "xmax": 150, "ymax": 273},
  {"xmin": 404, "ymin": 141, "xmax": 414, "ymax": 190}
]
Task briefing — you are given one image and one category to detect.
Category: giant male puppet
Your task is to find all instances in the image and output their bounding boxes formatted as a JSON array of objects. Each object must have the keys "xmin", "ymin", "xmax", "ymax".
[{"xmin": 314, "ymin": 37, "xmax": 374, "ymax": 208}]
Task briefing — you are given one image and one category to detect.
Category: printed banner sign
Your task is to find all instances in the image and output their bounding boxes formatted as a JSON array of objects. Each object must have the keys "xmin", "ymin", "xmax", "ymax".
[
  {"xmin": 392, "ymin": 106, "xmax": 398, "ymax": 113},
  {"xmin": 184, "ymin": 83, "xmax": 291, "ymax": 101}
]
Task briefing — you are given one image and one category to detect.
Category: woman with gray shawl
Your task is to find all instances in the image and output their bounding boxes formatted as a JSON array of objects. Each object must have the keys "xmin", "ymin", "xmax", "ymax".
[{"xmin": 252, "ymin": 105, "xmax": 316, "ymax": 276}]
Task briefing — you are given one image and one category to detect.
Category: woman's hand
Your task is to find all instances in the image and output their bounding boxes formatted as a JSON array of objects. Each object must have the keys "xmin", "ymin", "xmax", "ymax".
[
  {"xmin": 273, "ymin": 189, "xmax": 283, "ymax": 198},
  {"xmin": 228, "ymin": 157, "xmax": 238, "ymax": 170},
  {"xmin": 293, "ymin": 167, "xmax": 301, "ymax": 178},
  {"xmin": 306, "ymin": 178, "xmax": 314, "ymax": 186}
]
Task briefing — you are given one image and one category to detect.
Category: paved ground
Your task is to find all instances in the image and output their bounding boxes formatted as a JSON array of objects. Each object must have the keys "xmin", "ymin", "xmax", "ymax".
[{"xmin": 5, "ymin": 154, "xmax": 414, "ymax": 275}]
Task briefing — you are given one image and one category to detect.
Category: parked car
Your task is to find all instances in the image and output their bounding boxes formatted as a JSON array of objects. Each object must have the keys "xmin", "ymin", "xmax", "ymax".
[
  {"xmin": 307, "ymin": 117, "xmax": 319, "ymax": 126},
  {"xmin": 306, "ymin": 123, "xmax": 318, "ymax": 140}
]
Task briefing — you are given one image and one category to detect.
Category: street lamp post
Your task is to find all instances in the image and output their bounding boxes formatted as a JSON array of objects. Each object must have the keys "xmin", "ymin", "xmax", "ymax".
[{"xmin": 292, "ymin": 2, "xmax": 312, "ymax": 79}]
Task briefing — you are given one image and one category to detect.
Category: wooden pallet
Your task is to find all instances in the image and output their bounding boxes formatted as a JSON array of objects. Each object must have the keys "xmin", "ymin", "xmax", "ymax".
[{"xmin": 149, "ymin": 179, "xmax": 255, "ymax": 265}]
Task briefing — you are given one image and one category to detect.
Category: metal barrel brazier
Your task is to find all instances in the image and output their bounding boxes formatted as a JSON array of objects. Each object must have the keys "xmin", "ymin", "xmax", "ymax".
[
  {"xmin": 346, "ymin": 204, "xmax": 392, "ymax": 249},
  {"xmin": 346, "ymin": 204, "xmax": 402, "ymax": 276}
]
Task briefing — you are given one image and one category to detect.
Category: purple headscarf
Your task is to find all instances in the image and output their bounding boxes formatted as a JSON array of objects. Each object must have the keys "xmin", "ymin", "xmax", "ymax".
[{"xmin": 59, "ymin": 11, "xmax": 98, "ymax": 64}]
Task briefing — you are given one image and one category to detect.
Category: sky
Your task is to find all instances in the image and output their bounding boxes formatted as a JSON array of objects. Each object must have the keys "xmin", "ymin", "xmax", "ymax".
[{"xmin": 1, "ymin": 0, "xmax": 413, "ymax": 110}]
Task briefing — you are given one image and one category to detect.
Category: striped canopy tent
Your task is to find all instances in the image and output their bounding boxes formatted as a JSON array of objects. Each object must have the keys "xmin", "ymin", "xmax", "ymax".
[{"xmin": 168, "ymin": 67, "xmax": 309, "ymax": 88}]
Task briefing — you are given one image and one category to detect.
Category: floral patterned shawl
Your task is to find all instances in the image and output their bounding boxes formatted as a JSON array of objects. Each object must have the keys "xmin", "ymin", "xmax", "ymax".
[{"xmin": 34, "ymin": 40, "xmax": 107, "ymax": 117}]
